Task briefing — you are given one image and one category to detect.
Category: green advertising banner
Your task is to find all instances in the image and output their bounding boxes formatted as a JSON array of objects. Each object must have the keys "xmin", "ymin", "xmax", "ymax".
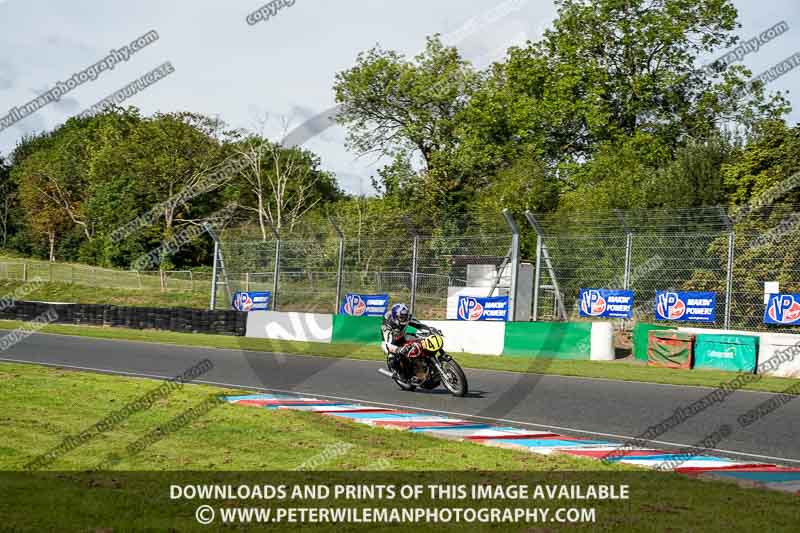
[{"xmin": 693, "ymin": 334, "xmax": 758, "ymax": 373}]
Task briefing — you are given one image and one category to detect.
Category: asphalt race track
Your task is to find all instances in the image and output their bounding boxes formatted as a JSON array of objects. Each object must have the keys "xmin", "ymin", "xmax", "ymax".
[{"xmin": 2, "ymin": 332, "xmax": 799, "ymax": 465}]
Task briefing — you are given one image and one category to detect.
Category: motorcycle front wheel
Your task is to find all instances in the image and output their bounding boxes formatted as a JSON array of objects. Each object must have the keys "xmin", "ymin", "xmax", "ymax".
[{"xmin": 439, "ymin": 358, "xmax": 468, "ymax": 397}]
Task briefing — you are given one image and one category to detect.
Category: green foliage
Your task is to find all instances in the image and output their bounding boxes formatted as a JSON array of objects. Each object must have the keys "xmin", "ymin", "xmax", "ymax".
[
  {"xmin": 723, "ymin": 121, "xmax": 800, "ymax": 207},
  {"xmin": 334, "ymin": 35, "xmax": 482, "ymax": 208},
  {"xmin": 4, "ymin": 0, "xmax": 799, "ymax": 278},
  {"xmin": 4, "ymin": 108, "xmax": 341, "ymax": 268}
]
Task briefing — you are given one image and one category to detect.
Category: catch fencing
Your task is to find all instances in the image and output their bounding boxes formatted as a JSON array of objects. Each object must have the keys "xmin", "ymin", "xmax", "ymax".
[
  {"xmin": 212, "ymin": 204, "xmax": 800, "ymax": 332},
  {"xmin": 214, "ymin": 213, "xmax": 517, "ymax": 317},
  {"xmin": 531, "ymin": 205, "xmax": 800, "ymax": 332},
  {"xmin": 2, "ymin": 204, "xmax": 799, "ymax": 332},
  {"xmin": 0, "ymin": 260, "xmax": 212, "ymax": 293}
]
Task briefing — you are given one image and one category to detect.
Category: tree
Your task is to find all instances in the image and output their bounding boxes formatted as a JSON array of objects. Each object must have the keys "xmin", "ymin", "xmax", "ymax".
[
  {"xmin": 460, "ymin": 0, "xmax": 787, "ymax": 184},
  {"xmin": 233, "ymin": 117, "xmax": 340, "ymax": 240},
  {"xmin": 14, "ymin": 151, "xmax": 74, "ymax": 261},
  {"xmin": 473, "ymin": 156, "xmax": 560, "ymax": 220},
  {"xmin": 542, "ymin": 0, "xmax": 740, "ymax": 141},
  {"xmin": 0, "ymin": 155, "xmax": 14, "ymax": 248},
  {"xmin": 334, "ymin": 36, "xmax": 481, "ymax": 204},
  {"xmin": 722, "ymin": 120, "xmax": 800, "ymax": 208},
  {"xmin": 121, "ymin": 112, "xmax": 229, "ymax": 239}
]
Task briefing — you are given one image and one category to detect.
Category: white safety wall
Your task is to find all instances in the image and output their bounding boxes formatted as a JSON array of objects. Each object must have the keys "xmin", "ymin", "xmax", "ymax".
[
  {"xmin": 246, "ymin": 311, "xmax": 333, "ymax": 343},
  {"xmin": 422, "ymin": 320, "xmax": 505, "ymax": 356}
]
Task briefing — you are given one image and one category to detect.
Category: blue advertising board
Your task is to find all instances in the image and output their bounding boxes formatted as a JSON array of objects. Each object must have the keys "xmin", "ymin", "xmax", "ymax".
[
  {"xmin": 578, "ymin": 289, "xmax": 634, "ymax": 319},
  {"xmin": 232, "ymin": 291, "xmax": 271, "ymax": 312},
  {"xmin": 655, "ymin": 291, "xmax": 716, "ymax": 322},
  {"xmin": 339, "ymin": 293, "xmax": 390, "ymax": 317},
  {"xmin": 456, "ymin": 296, "xmax": 509, "ymax": 321},
  {"xmin": 764, "ymin": 294, "xmax": 800, "ymax": 325}
]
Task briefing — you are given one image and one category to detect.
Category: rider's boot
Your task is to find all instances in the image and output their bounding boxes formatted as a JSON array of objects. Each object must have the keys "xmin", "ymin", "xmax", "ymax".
[{"xmin": 388, "ymin": 353, "xmax": 409, "ymax": 383}]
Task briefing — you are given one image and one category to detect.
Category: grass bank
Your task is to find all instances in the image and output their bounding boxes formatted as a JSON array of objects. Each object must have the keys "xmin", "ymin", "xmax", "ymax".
[{"xmin": 0, "ymin": 362, "xmax": 798, "ymax": 532}]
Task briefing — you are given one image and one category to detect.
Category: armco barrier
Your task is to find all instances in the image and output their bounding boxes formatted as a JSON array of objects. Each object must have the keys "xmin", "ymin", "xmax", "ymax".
[
  {"xmin": 502, "ymin": 322, "xmax": 592, "ymax": 360},
  {"xmin": 0, "ymin": 300, "xmax": 246, "ymax": 336},
  {"xmin": 246, "ymin": 311, "xmax": 332, "ymax": 343}
]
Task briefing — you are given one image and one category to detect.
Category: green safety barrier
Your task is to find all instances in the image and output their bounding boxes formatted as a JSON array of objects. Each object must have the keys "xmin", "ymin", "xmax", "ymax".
[
  {"xmin": 502, "ymin": 322, "xmax": 592, "ymax": 359},
  {"xmin": 694, "ymin": 334, "xmax": 758, "ymax": 373},
  {"xmin": 331, "ymin": 315, "xmax": 384, "ymax": 345},
  {"xmin": 633, "ymin": 323, "xmax": 676, "ymax": 362}
]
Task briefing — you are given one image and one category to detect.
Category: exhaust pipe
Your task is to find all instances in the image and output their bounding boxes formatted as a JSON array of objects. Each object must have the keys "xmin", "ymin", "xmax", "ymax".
[{"xmin": 377, "ymin": 368, "xmax": 394, "ymax": 379}]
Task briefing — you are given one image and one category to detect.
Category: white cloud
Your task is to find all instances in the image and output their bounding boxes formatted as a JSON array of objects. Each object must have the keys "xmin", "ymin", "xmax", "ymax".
[{"xmin": 0, "ymin": 0, "xmax": 798, "ymax": 195}]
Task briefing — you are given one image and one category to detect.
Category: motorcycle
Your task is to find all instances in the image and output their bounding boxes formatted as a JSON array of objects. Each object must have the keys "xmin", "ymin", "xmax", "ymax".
[{"xmin": 377, "ymin": 328, "xmax": 469, "ymax": 397}]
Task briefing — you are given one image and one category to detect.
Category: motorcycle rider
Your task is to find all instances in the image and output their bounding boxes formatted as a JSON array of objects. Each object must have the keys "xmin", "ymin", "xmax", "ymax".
[{"xmin": 381, "ymin": 303, "xmax": 430, "ymax": 381}]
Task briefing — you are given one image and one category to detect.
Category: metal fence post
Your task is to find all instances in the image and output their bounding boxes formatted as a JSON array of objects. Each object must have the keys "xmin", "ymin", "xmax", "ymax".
[
  {"xmin": 525, "ymin": 212, "xmax": 544, "ymax": 321},
  {"xmin": 210, "ymin": 240, "xmax": 219, "ymax": 310},
  {"xmin": 330, "ymin": 217, "xmax": 346, "ymax": 314},
  {"xmin": 402, "ymin": 216, "xmax": 420, "ymax": 316},
  {"xmin": 263, "ymin": 220, "xmax": 281, "ymax": 311},
  {"xmin": 718, "ymin": 207, "xmax": 735, "ymax": 330},
  {"xmin": 502, "ymin": 209, "xmax": 521, "ymax": 322},
  {"xmin": 272, "ymin": 238, "xmax": 281, "ymax": 311},
  {"xmin": 615, "ymin": 210, "xmax": 633, "ymax": 290},
  {"xmin": 624, "ymin": 233, "xmax": 632, "ymax": 289},
  {"xmin": 525, "ymin": 211, "xmax": 567, "ymax": 321},
  {"xmin": 410, "ymin": 235, "xmax": 419, "ymax": 315},
  {"xmin": 725, "ymin": 230, "xmax": 735, "ymax": 329},
  {"xmin": 533, "ymin": 234, "xmax": 543, "ymax": 321}
]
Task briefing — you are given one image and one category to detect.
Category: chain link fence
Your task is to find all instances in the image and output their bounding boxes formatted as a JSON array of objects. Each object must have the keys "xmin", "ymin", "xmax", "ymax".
[
  {"xmin": 530, "ymin": 205, "xmax": 800, "ymax": 332},
  {"xmin": 0, "ymin": 259, "xmax": 212, "ymax": 294},
  {"xmin": 215, "ymin": 214, "xmax": 515, "ymax": 317},
  {"xmin": 3, "ymin": 205, "xmax": 799, "ymax": 330}
]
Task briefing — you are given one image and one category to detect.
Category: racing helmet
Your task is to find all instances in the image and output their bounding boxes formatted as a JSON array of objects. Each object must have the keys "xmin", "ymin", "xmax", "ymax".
[{"xmin": 390, "ymin": 303, "xmax": 410, "ymax": 327}]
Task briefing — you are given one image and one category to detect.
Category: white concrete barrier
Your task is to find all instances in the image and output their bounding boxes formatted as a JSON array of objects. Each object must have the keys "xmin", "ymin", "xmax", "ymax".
[
  {"xmin": 590, "ymin": 322, "xmax": 615, "ymax": 361},
  {"xmin": 677, "ymin": 327, "xmax": 759, "ymax": 338},
  {"xmin": 757, "ymin": 333, "xmax": 800, "ymax": 378},
  {"xmin": 246, "ymin": 311, "xmax": 333, "ymax": 343},
  {"xmin": 424, "ymin": 320, "xmax": 505, "ymax": 356}
]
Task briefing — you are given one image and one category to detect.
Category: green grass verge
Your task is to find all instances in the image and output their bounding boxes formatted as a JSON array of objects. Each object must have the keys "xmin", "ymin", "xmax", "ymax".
[
  {"xmin": 3, "ymin": 361, "xmax": 608, "ymax": 472},
  {"xmin": 0, "ymin": 362, "xmax": 798, "ymax": 532},
  {"xmin": 0, "ymin": 279, "xmax": 209, "ymax": 308},
  {"xmin": 1, "ymin": 319, "xmax": 799, "ymax": 393}
]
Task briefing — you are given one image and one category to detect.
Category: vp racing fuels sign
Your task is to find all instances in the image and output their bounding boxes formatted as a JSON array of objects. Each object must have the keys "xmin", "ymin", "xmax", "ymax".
[
  {"xmin": 233, "ymin": 291, "xmax": 271, "ymax": 312},
  {"xmin": 655, "ymin": 291, "xmax": 716, "ymax": 323},
  {"xmin": 339, "ymin": 293, "xmax": 389, "ymax": 317},
  {"xmin": 456, "ymin": 296, "xmax": 509, "ymax": 321},
  {"xmin": 578, "ymin": 289, "xmax": 634, "ymax": 319}
]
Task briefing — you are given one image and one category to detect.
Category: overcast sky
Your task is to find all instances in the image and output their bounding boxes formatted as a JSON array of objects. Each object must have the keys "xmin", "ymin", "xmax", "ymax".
[{"xmin": 1, "ymin": 0, "xmax": 799, "ymax": 194}]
